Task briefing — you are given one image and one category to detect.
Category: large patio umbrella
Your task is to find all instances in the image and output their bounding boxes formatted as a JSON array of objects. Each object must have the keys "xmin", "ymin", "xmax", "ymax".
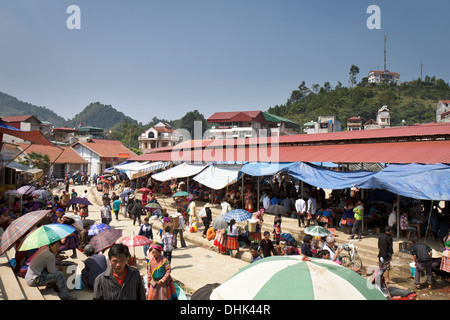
[
  {"xmin": 19, "ymin": 224, "xmax": 76, "ymax": 251},
  {"xmin": 89, "ymin": 228, "xmax": 123, "ymax": 253},
  {"xmin": 0, "ymin": 209, "xmax": 51, "ymax": 255},
  {"xmin": 210, "ymin": 256, "xmax": 386, "ymax": 300},
  {"xmin": 304, "ymin": 226, "xmax": 332, "ymax": 238},
  {"xmin": 223, "ymin": 209, "xmax": 252, "ymax": 223}
]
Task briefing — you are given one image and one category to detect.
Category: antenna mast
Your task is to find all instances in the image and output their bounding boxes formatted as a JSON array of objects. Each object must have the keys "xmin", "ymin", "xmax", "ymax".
[{"xmin": 384, "ymin": 35, "xmax": 387, "ymax": 71}]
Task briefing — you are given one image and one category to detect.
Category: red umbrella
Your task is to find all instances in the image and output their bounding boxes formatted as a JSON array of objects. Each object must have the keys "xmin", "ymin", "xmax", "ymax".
[
  {"xmin": 117, "ymin": 235, "xmax": 153, "ymax": 247},
  {"xmin": 89, "ymin": 228, "xmax": 123, "ymax": 253},
  {"xmin": 137, "ymin": 188, "xmax": 152, "ymax": 193}
]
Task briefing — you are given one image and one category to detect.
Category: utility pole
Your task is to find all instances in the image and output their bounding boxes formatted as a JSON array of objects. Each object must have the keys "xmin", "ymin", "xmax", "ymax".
[
  {"xmin": 384, "ymin": 35, "xmax": 387, "ymax": 71},
  {"xmin": 420, "ymin": 62, "xmax": 423, "ymax": 80}
]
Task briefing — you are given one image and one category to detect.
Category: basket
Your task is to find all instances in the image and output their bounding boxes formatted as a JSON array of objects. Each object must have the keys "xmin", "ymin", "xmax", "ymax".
[{"xmin": 247, "ymin": 219, "xmax": 258, "ymax": 233}]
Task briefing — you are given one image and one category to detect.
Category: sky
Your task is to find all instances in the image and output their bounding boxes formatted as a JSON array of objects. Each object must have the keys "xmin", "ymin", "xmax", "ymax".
[{"xmin": 0, "ymin": 0, "xmax": 449, "ymax": 124}]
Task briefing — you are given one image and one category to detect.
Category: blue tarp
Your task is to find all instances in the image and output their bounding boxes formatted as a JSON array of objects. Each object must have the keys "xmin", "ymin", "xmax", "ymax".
[
  {"xmin": 287, "ymin": 162, "xmax": 376, "ymax": 190},
  {"xmin": 355, "ymin": 163, "xmax": 450, "ymax": 201},
  {"xmin": 239, "ymin": 161, "xmax": 450, "ymax": 201},
  {"xmin": 239, "ymin": 162, "xmax": 297, "ymax": 177}
]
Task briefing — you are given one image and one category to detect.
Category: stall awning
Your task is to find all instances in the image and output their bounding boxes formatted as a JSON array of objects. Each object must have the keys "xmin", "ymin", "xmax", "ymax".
[
  {"xmin": 193, "ymin": 164, "xmax": 243, "ymax": 190},
  {"xmin": 151, "ymin": 163, "xmax": 208, "ymax": 182},
  {"xmin": 5, "ymin": 161, "xmax": 43, "ymax": 175},
  {"xmin": 355, "ymin": 163, "xmax": 450, "ymax": 201},
  {"xmin": 130, "ymin": 161, "xmax": 172, "ymax": 180}
]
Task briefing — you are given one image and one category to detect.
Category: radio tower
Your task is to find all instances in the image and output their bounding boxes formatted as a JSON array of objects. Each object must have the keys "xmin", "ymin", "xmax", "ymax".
[{"xmin": 384, "ymin": 35, "xmax": 387, "ymax": 71}]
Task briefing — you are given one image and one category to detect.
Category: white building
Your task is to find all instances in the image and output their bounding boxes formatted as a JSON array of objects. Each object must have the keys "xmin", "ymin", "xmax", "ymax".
[
  {"xmin": 303, "ymin": 115, "xmax": 341, "ymax": 134},
  {"xmin": 368, "ymin": 70, "xmax": 400, "ymax": 85},
  {"xmin": 437, "ymin": 100, "xmax": 450, "ymax": 123},
  {"xmin": 138, "ymin": 122, "xmax": 183, "ymax": 153}
]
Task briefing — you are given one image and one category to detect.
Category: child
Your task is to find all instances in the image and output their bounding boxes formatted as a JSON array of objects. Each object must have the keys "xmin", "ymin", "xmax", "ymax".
[
  {"xmin": 161, "ymin": 226, "xmax": 175, "ymax": 263},
  {"xmin": 112, "ymin": 196, "xmax": 122, "ymax": 221},
  {"xmin": 139, "ymin": 217, "xmax": 154, "ymax": 258},
  {"xmin": 249, "ymin": 244, "xmax": 262, "ymax": 263},
  {"xmin": 273, "ymin": 214, "xmax": 282, "ymax": 245}
]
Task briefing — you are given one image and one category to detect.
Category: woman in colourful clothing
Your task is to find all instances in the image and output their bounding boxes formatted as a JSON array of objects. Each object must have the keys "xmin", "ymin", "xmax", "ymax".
[
  {"xmin": 226, "ymin": 219, "xmax": 239, "ymax": 258},
  {"xmin": 147, "ymin": 243, "xmax": 177, "ymax": 300},
  {"xmin": 249, "ymin": 209, "xmax": 264, "ymax": 243},
  {"xmin": 440, "ymin": 232, "xmax": 450, "ymax": 281}
]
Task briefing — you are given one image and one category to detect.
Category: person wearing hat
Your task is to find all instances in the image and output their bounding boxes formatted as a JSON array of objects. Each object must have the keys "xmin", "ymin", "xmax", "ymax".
[
  {"xmin": 147, "ymin": 243, "xmax": 178, "ymax": 300},
  {"xmin": 200, "ymin": 203, "xmax": 213, "ymax": 238},
  {"xmin": 81, "ymin": 244, "xmax": 107, "ymax": 290}
]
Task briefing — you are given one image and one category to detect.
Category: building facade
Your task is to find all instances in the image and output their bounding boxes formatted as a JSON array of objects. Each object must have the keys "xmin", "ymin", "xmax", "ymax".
[
  {"xmin": 138, "ymin": 122, "xmax": 183, "ymax": 153},
  {"xmin": 368, "ymin": 70, "xmax": 400, "ymax": 85},
  {"xmin": 437, "ymin": 100, "xmax": 450, "ymax": 123}
]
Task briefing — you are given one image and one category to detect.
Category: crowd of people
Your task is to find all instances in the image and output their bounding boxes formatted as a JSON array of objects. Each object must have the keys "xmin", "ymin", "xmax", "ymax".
[{"xmin": 1, "ymin": 168, "xmax": 449, "ymax": 300}]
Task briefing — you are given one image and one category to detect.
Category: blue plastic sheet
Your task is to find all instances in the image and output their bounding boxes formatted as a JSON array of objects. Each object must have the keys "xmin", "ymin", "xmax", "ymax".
[
  {"xmin": 355, "ymin": 163, "xmax": 450, "ymax": 201},
  {"xmin": 287, "ymin": 162, "xmax": 376, "ymax": 190}
]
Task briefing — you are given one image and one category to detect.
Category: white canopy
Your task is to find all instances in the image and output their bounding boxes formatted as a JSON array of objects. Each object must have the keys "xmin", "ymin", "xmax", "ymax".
[
  {"xmin": 151, "ymin": 162, "xmax": 208, "ymax": 181},
  {"xmin": 193, "ymin": 164, "xmax": 243, "ymax": 190}
]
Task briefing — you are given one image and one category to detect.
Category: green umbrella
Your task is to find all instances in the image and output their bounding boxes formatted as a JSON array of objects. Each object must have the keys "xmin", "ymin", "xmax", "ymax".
[
  {"xmin": 145, "ymin": 202, "xmax": 162, "ymax": 209},
  {"xmin": 19, "ymin": 224, "xmax": 76, "ymax": 251},
  {"xmin": 304, "ymin": 226, "xmax": 332, "ymax": 238},
  {"xmin": 210, "ymin": 256, "xmax": 386, "ymax": 300},
  {"xmin": 172, "ymin": 191, "xmax": 191, "ymax": 197}
]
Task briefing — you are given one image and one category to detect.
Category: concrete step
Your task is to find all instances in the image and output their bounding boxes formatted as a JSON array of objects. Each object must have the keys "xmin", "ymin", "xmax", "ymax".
[{"xmin": 0, "ymin": 253, "xmax": 26, "ymax": 300}]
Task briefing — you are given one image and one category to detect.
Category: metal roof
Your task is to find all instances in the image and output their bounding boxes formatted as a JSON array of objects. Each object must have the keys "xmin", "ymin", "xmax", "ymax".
[{"xmin": 129, "ymin": 140, "xmax": 450, "ymax": 164}]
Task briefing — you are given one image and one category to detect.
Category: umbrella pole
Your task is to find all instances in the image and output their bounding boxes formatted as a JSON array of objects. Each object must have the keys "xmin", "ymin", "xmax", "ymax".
[{"xmin": 257, "ymin": 176, "xmax": 260, "ymax": 211}]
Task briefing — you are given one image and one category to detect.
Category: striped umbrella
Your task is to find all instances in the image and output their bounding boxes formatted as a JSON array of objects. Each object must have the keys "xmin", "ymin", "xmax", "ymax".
[
  {"xmin": 88, "ymin": 223, "xmax": 111, "ymax": 236},
  {"xmin": 223, "ymin": 209, "xmax": 252, "ymax": 223},
  {"xmin": 210, "ymin": 256, "xmax": 386, "ymax": 300},
  {"xmin": 19, "ymin": 224, "xmax": 76, "ymax": 251},
  {"xmin": 0, "ymin": 210, "xmax": 50, "ymax": 255},
  {"xmin": 89, "ymin": 228, "xmax": 123, "ymax": 253}
]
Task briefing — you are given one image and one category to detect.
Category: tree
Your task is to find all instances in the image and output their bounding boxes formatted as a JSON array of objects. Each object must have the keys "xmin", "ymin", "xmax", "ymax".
[
  {"xmin": 349, "ymin": 64, "xmax": 360, "ymax": 88},
  {"xmin": 20, "ymin": 152, "xmax": 51, "ymax": 176}
]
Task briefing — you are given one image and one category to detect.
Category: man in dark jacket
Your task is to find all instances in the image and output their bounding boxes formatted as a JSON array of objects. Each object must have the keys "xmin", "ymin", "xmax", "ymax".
[
  {"xmin": 81, "ymin": 244, "xmax": 107, "ymax": 290},
  {"xmin": 411, "ymin": 236, "xmax": 433, "ymax": 289},
  {"xmin": 93, "ymin": 244, "xmax": 146, "ymax": 300},
  {"xmin": 378, "ymin": 226, "xmax": 394, "ymax": 284},
  {"xmin": 131, "ymin": 200, "xmax": 145, "ymax": 226}
]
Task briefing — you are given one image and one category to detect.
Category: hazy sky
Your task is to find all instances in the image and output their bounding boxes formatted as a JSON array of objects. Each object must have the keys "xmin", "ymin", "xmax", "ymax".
[{"xmin": 0, "ymin": 0, "xmax": 449, "ymax": 123}]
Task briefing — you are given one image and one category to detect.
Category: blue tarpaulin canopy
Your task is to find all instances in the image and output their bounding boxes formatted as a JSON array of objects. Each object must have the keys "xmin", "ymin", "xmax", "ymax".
[
  {"xmin": 355, "ymin": 163, "xmax": 450, "ymax": 201},
  {"xmin": 238, "ymin": 161, "xmax": 450, "ymax": 201},
  {"xmin": 286, "ymin": 162, "xmax": 376, "ymax": 190},
  {"xmin": 239, "ymin": 162, "xmax": 297, "ymax": 177}
]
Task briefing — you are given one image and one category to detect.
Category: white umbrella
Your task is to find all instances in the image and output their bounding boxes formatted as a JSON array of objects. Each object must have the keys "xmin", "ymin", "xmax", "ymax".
[{"xmin": 63, "ymin": 213, "xmax": 84, "ymax": 231}]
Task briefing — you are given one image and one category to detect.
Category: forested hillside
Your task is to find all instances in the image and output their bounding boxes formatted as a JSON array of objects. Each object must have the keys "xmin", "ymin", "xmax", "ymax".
[{"xmin": 267, "ymin": 76, "xmax": 450, "ymax": 130}]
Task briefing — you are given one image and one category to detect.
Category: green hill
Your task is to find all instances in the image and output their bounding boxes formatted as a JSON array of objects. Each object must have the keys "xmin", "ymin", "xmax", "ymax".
[
  {"xmin": 68, "ymin": 102, "xmax": 139, "ymax": 130},
  {"xmin": 267, "ymin": 77, "xmax": 450, "ymax": 130},
  {"xmin": 0, "ymin": 91, "xmax": 68, "ymax": 127}
]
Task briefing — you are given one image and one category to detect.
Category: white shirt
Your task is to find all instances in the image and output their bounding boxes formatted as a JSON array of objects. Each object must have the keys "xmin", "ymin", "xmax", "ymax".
[
  {"xmin": 263, "ymin": 196, "xmax": 271, "ymax": 209},
  {"xmin": 221, "ymin": 201, "xmax": 231, "ymax": 214},
  {"xmin": 307, "ymin": 198, "xmax": 317, "ymax": 215},
  {"xmin": 100, "ymin": 204, "xmax": 112, "ymax": 219},
  {"xmin": 295, "ymin": 198, "xmax": 306, "ymax": 214}
]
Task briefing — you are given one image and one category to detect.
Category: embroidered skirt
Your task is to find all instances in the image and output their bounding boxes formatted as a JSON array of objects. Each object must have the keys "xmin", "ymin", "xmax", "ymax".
[
  {"xmin": 226, "ymin": 235, "xmax": 239, "ymax": 251},
  {"xmin": 440, "ymin": 248, "xmax": 450, "ymax": 273}
]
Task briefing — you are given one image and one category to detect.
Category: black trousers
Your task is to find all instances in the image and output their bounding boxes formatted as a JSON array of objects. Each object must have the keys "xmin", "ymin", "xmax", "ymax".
[{"xmin": 202, "ymin": 217, "xmax": 211, "ymax": 235}]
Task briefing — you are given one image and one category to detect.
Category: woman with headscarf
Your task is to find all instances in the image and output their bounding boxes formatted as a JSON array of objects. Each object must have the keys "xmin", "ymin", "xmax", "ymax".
[{"xmin": 147, "ymin": 243, "xmax": 178, "ymax": 300}]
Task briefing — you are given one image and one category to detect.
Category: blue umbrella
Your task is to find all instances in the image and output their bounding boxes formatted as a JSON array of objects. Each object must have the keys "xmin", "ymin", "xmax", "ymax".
[
  {"xmin": 223, "ymin": 209, "xmax": 252, "ymax": 223},
  {"xmin": 88, "ymin": 223, "xmax": 111, "ymax": 236},
  {"xmin": 280, "ymin": 233, "xmax": 295, "ymax": 242},
  {"xmin": 120, "ymin": 189, "xmax": 134, "ymax": 198}
]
